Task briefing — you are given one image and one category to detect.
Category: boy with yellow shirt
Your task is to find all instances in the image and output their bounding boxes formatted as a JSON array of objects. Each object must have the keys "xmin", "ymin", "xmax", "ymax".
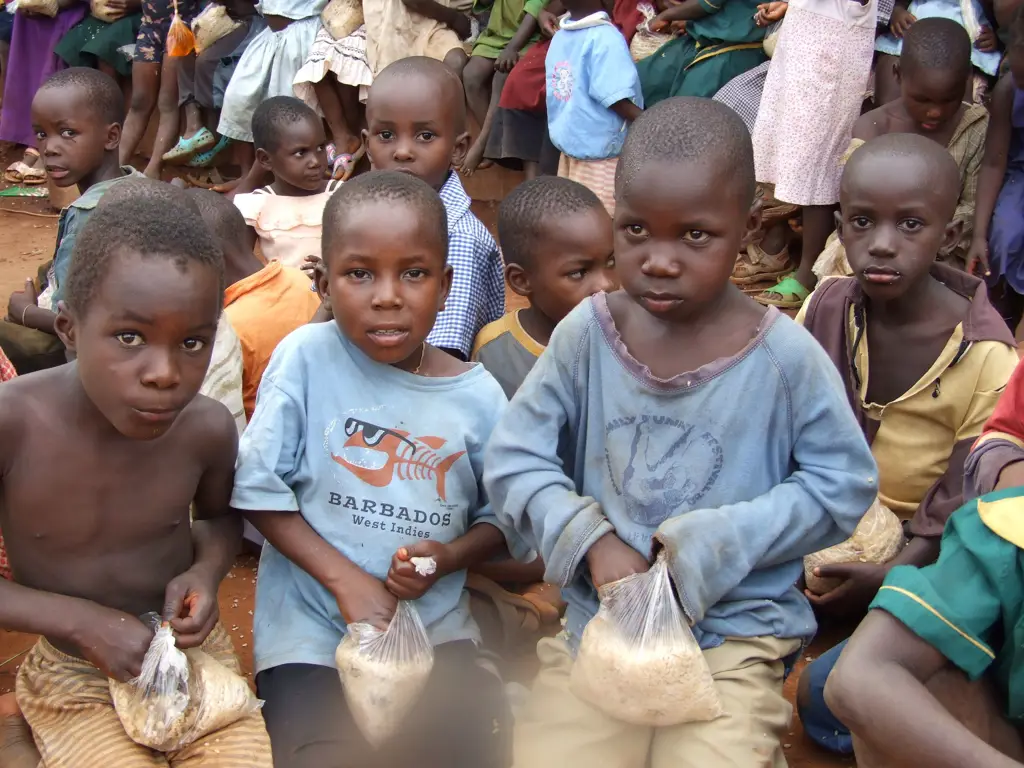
[{"xmin": 794, "ymin": 134, "xmax": 1019, "ymax": 756}]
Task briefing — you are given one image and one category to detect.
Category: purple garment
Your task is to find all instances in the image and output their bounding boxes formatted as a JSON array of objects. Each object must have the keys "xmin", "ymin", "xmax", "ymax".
[
  {"xmin": 0, "ymin": 5, "xmax": 88, "ymax": 146},
  {"xmin": 990, "ymin": 86, "xmax": 1024, "ymax": 295}
]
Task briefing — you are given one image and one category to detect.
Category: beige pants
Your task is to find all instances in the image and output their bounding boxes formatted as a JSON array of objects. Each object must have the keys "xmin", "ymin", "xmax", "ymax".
[
  {"xmin": 513, "ymin": 635, "xmax": 801, "ymax": 768},
  {"xmin": 16, "ymin": 625, "xmax": 272, "ymax": 768}
]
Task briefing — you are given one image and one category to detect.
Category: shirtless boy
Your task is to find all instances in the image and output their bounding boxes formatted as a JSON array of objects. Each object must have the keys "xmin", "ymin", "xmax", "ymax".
[{"xmin": 0, "ymin": 196, "xmax": 271, "ymax": 767}]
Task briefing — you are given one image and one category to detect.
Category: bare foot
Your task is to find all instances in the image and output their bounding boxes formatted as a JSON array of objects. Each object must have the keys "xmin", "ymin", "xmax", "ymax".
[
  {"xmin": 0, "ymin": 701, "xmax": 40, "ymax": 768},
  {"xmin": 459, "ymin": 139, "xmax": 488, "ymax": 177}
]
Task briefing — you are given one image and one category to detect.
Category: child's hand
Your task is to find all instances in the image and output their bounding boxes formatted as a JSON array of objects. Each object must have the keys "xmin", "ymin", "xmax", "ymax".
[
  {"xmin": 6, "ymin": 279, "xmax": 37, "ymax": 326},
  {"xmin": 889, "ymin": 6, "xmax": 916, "ymax": 37},
  {"xmin": 335, "ymin": 574, "xmax": 399, "ymax": 630},
  {"xmin": 70, "ymin": 604, "xmax": 155, "ymax": 682},
  {"xmin": 386, "ymin": 542, "xmax": 455, "ymax": 600},
  {"xmin": 538, "ymin": 8, "xmax": 560, "ymax": 37},
  {"xmin": 976, "ymin": 24, "xmax": 998, "ymax": 52},
  {"xmin": 804, "ymin": 562, "xmax": 886, "ymax": 617},
  {"xmin": 496, "ymin": 48, "xmax": 520, "ymax": 73},
  {"xmin": 586, "ymin": 533, "xmax": 650, "ymax": 589},
  {"xmin": 754, "ymin": 1, "xmax": 786, "ymax": 25},
  {"xmin": 449, "ymin": 12, "xmax": 473, "ymax": 39},
  {"xmin": 967, "ymin": 237, "xmax": 991, "ymax": 277},
  {"xmin": 162, "ymin": 566, "xmax": 221, "ymax": 648}
]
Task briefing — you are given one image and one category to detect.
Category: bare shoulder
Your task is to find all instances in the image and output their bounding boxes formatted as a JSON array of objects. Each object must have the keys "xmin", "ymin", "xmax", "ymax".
[
  {"xmin": 0, "ymin": 367, "xmax": 77, "ymax": 469},
  {"xmin": 175, "ymin": 393, "xmax": 239, "ymax": 462},
  {"xmin": 852, "ymin": 106, "xmax": 886, "ymax": 141}
]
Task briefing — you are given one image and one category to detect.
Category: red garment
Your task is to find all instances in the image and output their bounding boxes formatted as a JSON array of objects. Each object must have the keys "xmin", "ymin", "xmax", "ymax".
[
  {"xmin": 981, "ymin": 359, "xmax": 1024, "ymax": 444},
  {"xmin": 499, "ymin": 0, "xmax": 642, "ymax": 112},
  {"xmin": 0, "ymin": 348, "xmax": 13, "ymax": 579}
]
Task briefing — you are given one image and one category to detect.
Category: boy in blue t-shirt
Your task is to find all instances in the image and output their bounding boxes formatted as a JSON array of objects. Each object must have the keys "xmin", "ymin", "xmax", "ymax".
[
  {"xmin": 545, "ymin": 0, "xmax": 643, "ymax": 215},
  {"xmin": 231, "ymin": 171, "xmax": 515, "ymax": 768},
  {"xmin": 485, "ymin": 97, "xmax": 877, "ymax": 768}
]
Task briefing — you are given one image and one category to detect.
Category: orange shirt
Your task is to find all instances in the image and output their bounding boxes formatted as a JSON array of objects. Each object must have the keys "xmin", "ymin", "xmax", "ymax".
[{"xmin": 224, "ymin": 262, "xmax": 322, "ymax": 419}]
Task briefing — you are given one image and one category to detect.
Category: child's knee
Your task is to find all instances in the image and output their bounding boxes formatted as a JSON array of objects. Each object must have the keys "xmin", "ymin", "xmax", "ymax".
[
  {"xmin": 464, "ymin": 56, "xmax": 493, "ymax": 88},
  {"xmin": 129, "ymin": 87, "xmax": 157, "ymax": 114},
  {"xmin": 445, "ymin": 48, "xmax": 469, "ymax": 76}
]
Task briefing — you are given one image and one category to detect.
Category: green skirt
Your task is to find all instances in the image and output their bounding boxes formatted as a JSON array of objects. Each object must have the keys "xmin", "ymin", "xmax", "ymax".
[
  {"xmin": 637, "ymin": 35, "xmax": 766, "ymax": 106},
  {"xmin": 54, "ymin": 13, "xmax": 142, "ymax": 77}
]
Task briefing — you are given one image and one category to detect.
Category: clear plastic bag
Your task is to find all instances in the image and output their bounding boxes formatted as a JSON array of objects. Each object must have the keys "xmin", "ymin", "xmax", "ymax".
[
  {"xmin": 335, "ymin": 601, "xmax": 434, "ymax": 748},
  {"xmin": 570, "ymin": 551, "xmax": 724, "ymax": 726},
  {"xmin": 110, "ymin": 615, "xmax": 262, "ymax": 752},
  {"xmin": 191, "ymin": 4, "xmax": 242, "ymax": 53},
  {"xmin": 804, "ymin": 498, "xmax": 905, "ymax": 595}
]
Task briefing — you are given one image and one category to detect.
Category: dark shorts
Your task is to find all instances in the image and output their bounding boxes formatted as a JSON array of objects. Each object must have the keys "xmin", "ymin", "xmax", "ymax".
[
  {"xmin": 134, "ymin": 0, "xmax": 199, "ymax": 63},
  {"xmin": 0, "ymin": 11, "xmax": 13, "ymax": 43},
  {"xmin": 256, "ymin": 640, "xmax": 511, "ymax": 768}
]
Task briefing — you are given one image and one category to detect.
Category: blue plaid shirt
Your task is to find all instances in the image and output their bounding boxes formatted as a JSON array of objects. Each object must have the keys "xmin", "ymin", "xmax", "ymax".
[{"xmin": 429, "ymin": 172, "xmax": 505, "ymax": 358}]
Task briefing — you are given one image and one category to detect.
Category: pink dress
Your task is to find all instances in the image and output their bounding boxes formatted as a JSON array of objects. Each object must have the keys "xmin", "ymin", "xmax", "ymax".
[
  {"xmin": 752, "ymin": 0, "xmax": 877, "ymax": 206},
  {"xmin": 233, "ymin": 179, "xmax": 343, "ymax": 269}
]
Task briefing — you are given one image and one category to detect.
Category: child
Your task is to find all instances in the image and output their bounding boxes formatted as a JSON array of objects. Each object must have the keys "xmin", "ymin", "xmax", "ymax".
[
  {"xmin": 233, "ymin": 96, "xmax": 340, "ymax": 270},
  {"xmin": 364, "ymin": 56, "xmax": 505, "ymax": 359},
  {"xmin": 636, "ymin": 0, "xmax": 766, "ymax": 105},
  {"xmin": 1, "ymin": 68, "xmax": 143, "ymax": 374},
  {"xmin": 231, "ymin": 170, "xmax": 513, "ymax": 768},
  {"xmin": 473, "ymin": 175, "xmax": 616, "ymax": 398},
  {"xmin": 965, "ymin": 359, "xmax": 1024, "ymax": 500},
  {"xmin": 460, "ymin": 0, "xmax": 547, "ymax": 174},
  {"xmin": 750, "ymin": 0, "xmax": 877, "ymax": 308},
  {"xmin": 814, "ymin": 18, "xmax": 989, "ymax": 277},
  {"xmin": 875, "ymin": 0, "xmax": 999, "ymax": 105},
  {"xmin": 825, "ymin": 488, "xmax": 1024, "ymax": 767},
  {"xmin": 793, "ymin": 133, "xmax": 1018, "ymax": 756},
  {"xmin": 546, "ymin": 0, "xmax": 642, "ymax": 215},
  {"xmin": 970, "ymin": 5, "xmax": 1024, "ymax": 331},
  {"xmin": 0, "ymin": 194, "xmax": 272, "ymax": 767},
  {"xmin": 189, "ymin": 187, "xmax": 321, "ymax": 420},
  {"xmin": 484, "ymin": 97, "xmax": 877, "ymax": 768}
]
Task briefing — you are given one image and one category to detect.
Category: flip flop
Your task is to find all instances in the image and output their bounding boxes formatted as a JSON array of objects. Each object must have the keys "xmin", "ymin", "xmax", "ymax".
[
  {"xmin": 186, "ymin": 136, "xmax": 231, "ymax": 168},
  {"xmin": 3, "ymin": 149, "xmax": 42, "ymax": 184},
  {"xmin": 162, "ymin": 127, "xmax": 217, "ymax": 163},
  {"xmin": 755, "ymin": 274, "xmax": 811, "ymax": 309}
]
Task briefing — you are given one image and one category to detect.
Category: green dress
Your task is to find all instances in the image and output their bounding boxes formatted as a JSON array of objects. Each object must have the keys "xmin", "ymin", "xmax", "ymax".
[
  {"xmin": 636, "ymin": 0, "xmax": 765, "ymax": 105},
  {"xmin": 471, "ymin": 0, "xmax": 546, "ymax": 59},
  {"xmin": 54, "ymin": 12, "xmax": 143, "ymax": 77}
]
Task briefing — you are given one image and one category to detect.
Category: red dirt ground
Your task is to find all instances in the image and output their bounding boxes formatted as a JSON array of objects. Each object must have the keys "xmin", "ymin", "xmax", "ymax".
[{"xmin": 0, "ymin": 192, "xmax": 853, "ymax": 767}]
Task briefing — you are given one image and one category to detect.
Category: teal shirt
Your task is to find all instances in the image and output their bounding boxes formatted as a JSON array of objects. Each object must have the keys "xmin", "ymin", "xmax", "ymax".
[
  {"xmin": 48, "ymin": 167, "xmax": 145, "ymax": 310},
  {"xmin": 871, "ymin": 488, "xmax": 1024, "ymax": 721},
  {"xmin": 688, "ymin": 0, "xmax": 764, "ymax": 46}
]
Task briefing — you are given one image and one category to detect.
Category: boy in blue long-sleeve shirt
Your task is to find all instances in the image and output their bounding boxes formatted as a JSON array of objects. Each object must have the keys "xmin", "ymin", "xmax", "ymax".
[{"xmin": 484, "ymin": 97, "xmax": 879, "ymax": 768}]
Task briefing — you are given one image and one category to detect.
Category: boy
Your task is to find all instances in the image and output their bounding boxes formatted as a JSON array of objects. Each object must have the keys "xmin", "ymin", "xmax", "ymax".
[
  {"xmin": 849, "ymin": 18, "xmax": 987, "ymax": 268},
  {"xmin": 232, "ymin": 171, "xmax": 514, "ymax": 768},
  {"xmin": 794, "ymin": 133, "xmax": 1018, "ymax": 755},
  {"xmin": 484, "ymin": 97, "xmax": 877, "ymax": 768},
  {"xmin": 546, "ymin": 0, "xmax": 642, "ymax": 216},
  {"xmin": 363, "ymin": 56, "xmax": 505, "ymax": 361},
  {"xmin": 473, "ymin": 176, "xmax": 617, "ymax": 399},
  {"xmin": 2, "ymin": 67, "xmax": 143, "ymax": 374},
  {"xmin": 966, "ymin": 360, "xmax": 1024, "ymax": 499},
  {"xmin": 188, "ymin": 188, "xmax": 321, "ymax": 420},
  {"xmin": 0, "ymin": 195, "xmax": 271, "ymax": 766},
  {"xmin": 825, "ymin": 488, "xmax": 1024, "ymax": 767}
]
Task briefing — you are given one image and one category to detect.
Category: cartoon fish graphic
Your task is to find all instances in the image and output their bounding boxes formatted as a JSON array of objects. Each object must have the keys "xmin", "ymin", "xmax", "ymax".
[{"xmin": 331, "ymin": 417, "xmax": 466, "ymax": 501}]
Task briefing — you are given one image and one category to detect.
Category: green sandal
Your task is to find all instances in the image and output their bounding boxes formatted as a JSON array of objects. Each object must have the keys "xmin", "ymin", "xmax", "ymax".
[{"xmin": 755, "ymin": 274, "xmax": 811, "ymax": 309}]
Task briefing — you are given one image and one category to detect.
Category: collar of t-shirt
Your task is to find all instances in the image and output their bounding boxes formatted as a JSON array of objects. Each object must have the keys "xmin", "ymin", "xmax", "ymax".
[{"xmin": 559, "ymin": 10, "xmax": 612, "ymax": 29}]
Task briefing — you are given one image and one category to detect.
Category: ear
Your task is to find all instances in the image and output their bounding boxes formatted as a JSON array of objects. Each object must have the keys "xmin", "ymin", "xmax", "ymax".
[
  {"xmin": 450, "ymin": 130, "xmax": 471, "ymax": 169},
  {"xmin": 506, "ymin": 262, "xmax": 532, "ymax": 298},
  {"xmin": 834, "ymin": 209, "xmax": 846, "ymax": 245},
  {"xmin": 740, "ymin": 195, "xmax": 764, "ymax": 251},
  {"xmin": 938, "ymin": 218, "xmax": 964, "ymax": 257},
  {"xmin": 105, "ymin": 122, "xmax": 123, "ymax": 153},
  {"xmin": 53, "ymin": 301, "xmax": 77, "ymax": 350},
  {"xmin": 437, "ymin": 264, "xmax": 454, "ymax": 314},
  {"xmin": 360, "ymin": 128, "xmax": 373, "ymax": 169},
  {"xmin": 255, "ymin": 148, "xmax": 273, "ymax": 173},
  {"xmin": 316, "ymin": 265, "xmax": 331, "ymax": 303}
]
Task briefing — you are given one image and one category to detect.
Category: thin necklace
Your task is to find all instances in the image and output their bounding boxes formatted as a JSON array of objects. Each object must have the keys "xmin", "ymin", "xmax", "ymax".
[{"xmin": 411, "ymin": 343, "xmax": 426, "ymax": 375}]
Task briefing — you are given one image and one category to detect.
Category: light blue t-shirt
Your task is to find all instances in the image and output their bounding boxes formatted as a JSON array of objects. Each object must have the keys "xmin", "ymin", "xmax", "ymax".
[
  {"xmin": 545, "ymin": 12, "xmax": 643, "ymax": 161},
  {"xmin": 485, "ymin": 294, "xmax": 879, "ymax": 652},
  {"xmin": 231, "ymin": 322, "xmax": 509, "ymax": 674}
]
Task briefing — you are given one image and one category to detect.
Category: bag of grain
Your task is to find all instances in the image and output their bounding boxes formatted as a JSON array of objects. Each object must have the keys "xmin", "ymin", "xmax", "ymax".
[
  {"xmin": 111, "ymin": 618, "xmax": 262, "ymax": 752},
  {"xmin": 803, "ymin": 498, "xmax": 905, "ymax": 595},
  {"xmin": 335, "ymin": 600, "xmax": 434, "ymax": 748},
  {"xmin": 570, "ymin": 551, "xmax": 723, "ymax": 726}
]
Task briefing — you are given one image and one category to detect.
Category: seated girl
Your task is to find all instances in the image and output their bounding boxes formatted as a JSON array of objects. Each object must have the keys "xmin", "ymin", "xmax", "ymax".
[{"xmin": 54, "ymin": 0, "xmax": 142, "ymax": 85}]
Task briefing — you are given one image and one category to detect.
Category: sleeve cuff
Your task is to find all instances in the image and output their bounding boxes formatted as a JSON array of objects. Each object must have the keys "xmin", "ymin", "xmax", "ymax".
[
  {"xmin": 965, "ymin": 438, "xmax": 1024, "ymax": 499},
  {"xmin": 544, "ymin": 504, "xmax": 614, "ymax": 587},
  {"xmin": 871, "ymin": 578, "xmax": 995, "ymax": 679},
  {"xmin": 230, "ymin": 483, "xmax": 300, "ymax": 512},
  {"xmin": 598, "ymin": 88, "xmax": 638, "ymax": 109}
]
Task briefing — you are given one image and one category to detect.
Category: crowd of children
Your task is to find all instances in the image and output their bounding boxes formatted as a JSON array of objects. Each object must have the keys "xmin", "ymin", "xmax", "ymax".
[{"xmin": 1, "ymin": 0, "xmax": 1024, "ymax": 762}]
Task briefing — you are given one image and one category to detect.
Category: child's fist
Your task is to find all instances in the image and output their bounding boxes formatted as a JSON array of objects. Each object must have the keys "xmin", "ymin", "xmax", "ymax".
[{"xmin": 385, "ymin": 541, "xmax": 454, "ymax": 600}]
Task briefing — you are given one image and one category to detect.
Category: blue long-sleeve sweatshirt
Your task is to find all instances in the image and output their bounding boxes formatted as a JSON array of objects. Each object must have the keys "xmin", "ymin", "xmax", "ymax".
[{"xmin": 484, "ymin": 294, "xmax": 878, "ymax": 650}]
